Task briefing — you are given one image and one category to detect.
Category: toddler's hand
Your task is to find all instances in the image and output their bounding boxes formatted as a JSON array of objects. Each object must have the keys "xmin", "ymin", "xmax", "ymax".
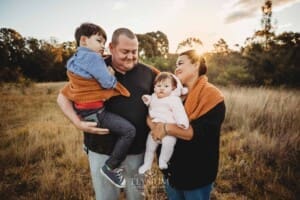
[{"xmin": 107, "ymin": 66, "xmax": 115, "ymax": 75}]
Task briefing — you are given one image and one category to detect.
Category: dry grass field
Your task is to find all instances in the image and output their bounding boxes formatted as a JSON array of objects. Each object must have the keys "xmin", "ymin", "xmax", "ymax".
[{"xmin": 0, "ymin": 82, "xmax": 299, "ymax": 200}]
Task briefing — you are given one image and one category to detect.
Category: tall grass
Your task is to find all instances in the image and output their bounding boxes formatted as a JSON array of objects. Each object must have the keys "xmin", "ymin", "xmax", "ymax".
[
  {"xmin": 216, "ymin": 86, "xmax": 300, "ymax": 200},
  {"xmin": 0, "ymin": 83, "xmax": 93, "ymax": 200},
  {"xmin": 0, "ymin": 83, "xmax": 299, "ymax": 199}
]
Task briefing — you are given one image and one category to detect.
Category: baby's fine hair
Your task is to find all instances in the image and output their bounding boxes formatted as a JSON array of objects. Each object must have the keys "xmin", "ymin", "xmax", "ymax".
[
  {"xmin": 154, "ymin": 72, "xmax": 177, "ymax": 88},
  {"xmin": 74, "ymin": 22, "xmax": 107, "ymax": 47}
]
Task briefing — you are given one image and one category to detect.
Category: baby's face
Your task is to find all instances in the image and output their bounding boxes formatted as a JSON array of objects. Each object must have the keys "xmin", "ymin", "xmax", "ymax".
[{"xmin": 154, "ymin": 79, "xmax": 173, "ymax": 98}]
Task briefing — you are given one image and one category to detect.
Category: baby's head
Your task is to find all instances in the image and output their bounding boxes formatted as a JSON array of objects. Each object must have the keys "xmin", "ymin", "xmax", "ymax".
[
  {"xmin": 154, "ymin": 72, "xmax": 187, "ymax": 98},
  {"xmin": 154, "ymin": 72, "xmax": 176, "ymax": 98},
  {"xmin": 74, "ymin": 22, "xmax": 107, "ymax": 55}
]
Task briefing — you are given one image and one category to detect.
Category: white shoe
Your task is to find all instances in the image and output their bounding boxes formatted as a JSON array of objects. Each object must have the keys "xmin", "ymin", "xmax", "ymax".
[{"xmin": 159, "ymin": 162, "xmax": 168, "ymax": 170}]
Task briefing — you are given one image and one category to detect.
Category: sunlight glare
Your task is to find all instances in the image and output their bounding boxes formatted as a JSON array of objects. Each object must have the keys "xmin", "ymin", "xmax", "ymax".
[{"xmin": 176, "ymin": 45, "xmax": 205, "ymax": 56}]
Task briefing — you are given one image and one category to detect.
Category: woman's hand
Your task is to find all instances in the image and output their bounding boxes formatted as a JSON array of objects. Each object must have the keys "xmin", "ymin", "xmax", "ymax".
[
  {"xmin": 151, "ymin": 122, "xmax": 166, "ymax": 141},
  {"xmin": 147, "ymin": 116, "xmax": 163, "ymax": 141}
]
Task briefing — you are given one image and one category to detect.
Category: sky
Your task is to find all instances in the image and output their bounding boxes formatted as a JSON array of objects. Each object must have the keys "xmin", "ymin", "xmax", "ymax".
[{"xmin": 0, "ymin": 0, "xmax": 300, "ymax": 53}]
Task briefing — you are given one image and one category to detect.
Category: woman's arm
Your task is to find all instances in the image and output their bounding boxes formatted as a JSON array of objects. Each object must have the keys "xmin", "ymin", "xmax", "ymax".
[
  {"xmin": 57, "ymin": 92, "xmax": 109, "ymax": 134},
  {"xmin": 151, "ymin": 123, "xmax": 193, "ymax": 141},
  {"xmin": 165, "ymin": 123, "xmax": 193, "ymax": 140},
  {"xmin": 148, "ymin": 115, "xmax": 193, "ymax": 141},
  {"xmin": 151, "ymin": 102, "xmax": 225, "ymax": 141}
]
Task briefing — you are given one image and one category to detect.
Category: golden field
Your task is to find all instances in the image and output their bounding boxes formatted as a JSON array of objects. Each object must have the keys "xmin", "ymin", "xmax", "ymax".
[{"xmin": 0, "ymin": 82, "xmax": 299, "ymax": 200}]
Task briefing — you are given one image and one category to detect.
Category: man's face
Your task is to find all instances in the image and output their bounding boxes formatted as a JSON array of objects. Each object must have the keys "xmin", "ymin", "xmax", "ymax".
[{"xmin": 109, "ymin": 35, "xmax": 138, "ymax": 73}]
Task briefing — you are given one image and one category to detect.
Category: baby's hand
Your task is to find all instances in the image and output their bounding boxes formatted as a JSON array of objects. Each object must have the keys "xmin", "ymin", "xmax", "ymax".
[
  {"xmin": 142, "ymin": 95, "xmax": 151, "ymax": 105},
  {"xmin": 107, "ymin": 66, "xmax": 115, "ymax": 75}
]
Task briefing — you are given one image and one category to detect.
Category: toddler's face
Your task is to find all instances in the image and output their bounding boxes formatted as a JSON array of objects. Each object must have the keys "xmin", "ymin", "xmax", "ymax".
[
  {"xmin": 85, "ymin": 34, "xmax": 106, "ymax": 55},
  {"xmin": 154, "ymin": 78, "xmax": 174, "ymax": 98}
]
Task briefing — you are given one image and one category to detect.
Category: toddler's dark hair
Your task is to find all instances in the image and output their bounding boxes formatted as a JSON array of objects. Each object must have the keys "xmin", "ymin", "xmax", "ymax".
[{"xmin": 75, "ymin": 22, "xmax": 107, "ymax": 47}]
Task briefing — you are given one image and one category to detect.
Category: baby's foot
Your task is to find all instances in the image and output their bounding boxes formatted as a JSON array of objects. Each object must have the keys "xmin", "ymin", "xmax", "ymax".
[{"xmin": 138, "ymin": 164, "xmax": 151, "ymax": 174}]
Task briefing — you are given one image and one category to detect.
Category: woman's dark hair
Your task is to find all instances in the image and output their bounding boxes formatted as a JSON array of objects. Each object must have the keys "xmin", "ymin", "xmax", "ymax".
[
  {"xmin": 179, "ymin": 50, "xmax": 207, "ymax": 75},
  {"xmin": 74, "ymin": 22, "xmax": 107, "ymax": 47}
]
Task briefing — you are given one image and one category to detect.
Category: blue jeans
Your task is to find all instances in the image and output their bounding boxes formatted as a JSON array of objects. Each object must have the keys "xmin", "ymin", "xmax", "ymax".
[
  {"xmin": 165, "ymin": 178, "xmax": 213, "ymax": 200},
  {"xmin": 87, "ymin": 149, "xmax": 144, "ymax": 200},
  {"xmin": 77, "ymin": 108, "xmax": 136, "ymax": 169}
]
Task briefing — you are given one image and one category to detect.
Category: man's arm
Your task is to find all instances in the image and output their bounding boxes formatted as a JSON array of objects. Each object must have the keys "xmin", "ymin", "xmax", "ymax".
[{"xmin": 56, "ymin": 92, "xmax": 109, "ymax": 134}]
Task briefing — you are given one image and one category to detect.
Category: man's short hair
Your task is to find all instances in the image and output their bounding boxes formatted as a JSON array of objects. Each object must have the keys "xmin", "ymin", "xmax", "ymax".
[{"xmin": 111, "ymin": 28, "xmax": 136, "ymax": 45}]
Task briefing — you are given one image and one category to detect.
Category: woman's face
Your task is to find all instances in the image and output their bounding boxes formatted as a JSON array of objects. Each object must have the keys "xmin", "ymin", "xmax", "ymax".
[{"xmin": 175, "ymin": 55, "xmax": 198, "ymax": 85}]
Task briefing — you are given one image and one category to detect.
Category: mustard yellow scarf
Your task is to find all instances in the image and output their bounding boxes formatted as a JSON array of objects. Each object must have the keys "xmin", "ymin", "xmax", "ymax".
[
  {"xmin": 184, "ymin": 75, "xmax": 224, "ymax": 121},
  {"xmin": 61, "ymin": 71, "xmax": 130, "ymax": 103}
]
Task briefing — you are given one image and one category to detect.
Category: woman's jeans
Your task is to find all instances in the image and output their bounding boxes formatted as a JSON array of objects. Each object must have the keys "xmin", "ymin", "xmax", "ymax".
[
  {"xmin": 87, "ymin": 149, "xmax": 144, "ymax": 200},
  {"xmin": 164, "ymin": 178, "xmax": 213, "ymax": 200}
]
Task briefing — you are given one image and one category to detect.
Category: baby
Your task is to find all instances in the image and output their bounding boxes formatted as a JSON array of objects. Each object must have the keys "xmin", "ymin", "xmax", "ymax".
[{"xmin": 139, "ymin": 72, "xmax": 189, "ymax": 174}]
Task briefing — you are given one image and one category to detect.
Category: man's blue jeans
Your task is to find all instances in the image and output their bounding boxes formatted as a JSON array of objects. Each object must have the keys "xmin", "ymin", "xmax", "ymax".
[
  {"xmin": 164, "ymin": 178, "xmax": 213, "ymax": 200},
  {"xmin": 87, "ymin": 149, "xmax": 144, "ymax": 200}
]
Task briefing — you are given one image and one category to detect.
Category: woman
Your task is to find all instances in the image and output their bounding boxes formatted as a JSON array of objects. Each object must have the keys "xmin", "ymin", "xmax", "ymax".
[{"xmin": 150, "ymin": 49, "xmax": 226, "ymax": 200}]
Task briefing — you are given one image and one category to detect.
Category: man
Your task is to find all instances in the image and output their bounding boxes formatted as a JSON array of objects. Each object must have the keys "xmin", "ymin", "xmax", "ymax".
[{"xmin": 57, "ymin": 28, "xmax": 157, "ymax": 200}]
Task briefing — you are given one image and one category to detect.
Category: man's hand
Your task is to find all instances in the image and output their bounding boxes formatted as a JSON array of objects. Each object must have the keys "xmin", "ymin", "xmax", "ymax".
[
  {"xmin": 77, "ymin": 121, "xmax": 109, "ymax": 135},
  {"xmin": 57, "ymin": 92, "xmax": 110, "ymax": 135}
]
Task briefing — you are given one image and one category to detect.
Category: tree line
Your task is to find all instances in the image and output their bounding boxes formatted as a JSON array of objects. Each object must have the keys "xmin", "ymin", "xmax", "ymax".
[
  {"xmin": 0, "ymin": 28, "xmax": 74, "ymax": 82},
  {"xmin": 0, "ymin": 1, "xmax": 299, "ymax": 87},
  {"xmin": 0, "ymin": 28, "xmax": 173, "ymax": 83}
]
